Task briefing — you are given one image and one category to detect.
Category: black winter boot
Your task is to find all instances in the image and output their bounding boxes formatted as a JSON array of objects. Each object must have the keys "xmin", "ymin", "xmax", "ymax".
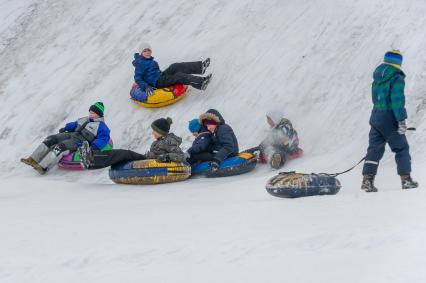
[
  {"xmin": 78, "ymin": 141, "xmax": 94, "ymax": 169},
  {"xmin": 361, "ymin": 175, "xmax": 378, "ymax": 192},
  {"xmin": 200, "ymin": 74, "xmax": 212, "ymax": 90},
  {"xmin": 401, "ymin": 175, "xmax": 418, "ymax": 190},
  {"xmin": 201, "ymin": 58, "xmax": 210, "ymax": 74}
]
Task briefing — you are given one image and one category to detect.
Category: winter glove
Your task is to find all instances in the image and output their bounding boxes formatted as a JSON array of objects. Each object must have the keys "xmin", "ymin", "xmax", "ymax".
[
  {"xmin": 397, "ymin": 120, "xmax": 407, "ymax": 135},
  {"xmin": 184, "ymin": 152, "xmax": 191, "ymax": 160},
  {"xmin": 210, "ymin": 160, "xmax": 220, "ymax": 172},
  {"xmin": 58, "ymin": 127, "xmax": 66, "ymax": 133},
  {"xmin": 145, "ymin": 85, "xmax": 155, "ymax": 96},
  {"xmin": 156, "ymin": 154, "xmax": 170, "ymax": 163}
]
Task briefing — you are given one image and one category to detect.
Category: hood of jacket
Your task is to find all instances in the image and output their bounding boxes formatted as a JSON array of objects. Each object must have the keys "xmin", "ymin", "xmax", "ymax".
[
  {"xmin": 373, "ymin": 63, "xmax": 405, "ymax": 84},
  {"xmin": 199, "ymin": 109, "xmax": 225, "ymax": 125},
  {"xmin": 160, "ymin": 132, "xmax": 182, "ymax": 146},
  {"xmin": 132, "ymin": 53, "xmax": 155, "ymax": 67}
]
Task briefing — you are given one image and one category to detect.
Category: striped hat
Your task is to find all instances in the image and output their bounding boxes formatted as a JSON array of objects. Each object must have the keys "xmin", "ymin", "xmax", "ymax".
[
  {"xmin": 89, "ymin": 102, "xmax": 105, "ymax": 117},
  {"xmin": 384, "ymin": 50, "xmax": 403, "ymax": 67}
]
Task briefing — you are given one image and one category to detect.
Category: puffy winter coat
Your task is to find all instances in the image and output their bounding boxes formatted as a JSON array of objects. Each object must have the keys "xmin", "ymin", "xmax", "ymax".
[
  {"xmin": 370, "ymin": 63, "xmax": 407, "ymax": 125},
  {"xmin": 199, "ymin": 109, "xmax": 239, "ymax": 163},
  {"xmin": 146, "ymin": 132, "xmax": 186, "ymax": 162},
  {"xmin": 187, "ymin": 129, "xmax": 212, "ymax": 155},
  {"xmin": 63, "ymin": 117, "xmax": 110, "ymax": 150},
  {"xmin": 132, "ymin": 54, "xmax": 161, "ymax": 90},
  {"xmin": 261, "ymin": 118, "xmax": 299, "ymax": 153}
]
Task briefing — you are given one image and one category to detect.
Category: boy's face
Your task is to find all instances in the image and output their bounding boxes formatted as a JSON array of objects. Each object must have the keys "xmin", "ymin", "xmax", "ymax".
[
  {"xmin": 206, "ymin": 124, "xmax": 217, "ymax": 133},
  {"xmin": 89, "ymin": 111, "xmax": 100, "ymax": 120},
  {"xmin": 266, "ymin": 116, "xmax": 275, "ymax": 127},
  {"xmin": 152, "ymin": 130, "xmax": 162, "ymax": 139},
  {"xmin": 141, "ymin": 48, "xmax": 152, "ymax": 59},
  {"xmin": 192, "ymin": 132, "xmax": 199, "ymax": 137}
]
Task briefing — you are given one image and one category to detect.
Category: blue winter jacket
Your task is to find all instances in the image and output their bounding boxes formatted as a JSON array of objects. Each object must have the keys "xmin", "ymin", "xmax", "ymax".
[
  {"xmin": 199, "ymin": 109, "xmax": 239, "ymax": 163},
  {"xmin": 64, "ymin": 117, "xmax": 111, "ymax": 150},
  {"xmin": 132, "ymin": 53, "xmax": 161, "ymax": 90},
  {"xmin": 188, "ymin": 129, "xmax": 213, "ymax": 155}
]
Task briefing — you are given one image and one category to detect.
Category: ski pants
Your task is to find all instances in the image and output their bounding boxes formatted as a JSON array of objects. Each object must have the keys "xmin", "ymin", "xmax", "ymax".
[
  {"xmin": 156, "ymin": 61, "xmax": 204, "ymax": 89},
  {"xmin": 362, "ymin": 120, "xmax": 411, "ymax": 176},
  {"xmin": 31, "ymin": 132, "xmax": 84, "ymax": 170},
  {"xmin": 89, "ymin": 149, "xmax": 146, "ymax": 169}
]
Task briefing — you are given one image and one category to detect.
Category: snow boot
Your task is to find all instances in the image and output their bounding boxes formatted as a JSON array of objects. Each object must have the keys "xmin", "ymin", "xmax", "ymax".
[
  {"xmin": 21, "ymin": 157, "xmax": 38, "ymax": 167},
  {"xmin": 361, "ymin": 175, "xmax": 378, "ymax": 192},
  {"xmin": 200, "ymin": 74, "xmax": 212, "ymax": 90},
  {"xmin": 270, "ymin": 152, "xmax": 286, "ymax": 169},
  {"xmin": 78, "ymin": 141, "xmax": 94, "ymax": 169},
  {"xmin": 201, "ymin": 58, "xmax": 210, "ymax": 74},
  {"xmin": 401, "ymin": 175, "xmax": 418, "ymax": 190},
  {"xmin": 21, "ymin": 156, "xmax": 47, "ymax": 175}
]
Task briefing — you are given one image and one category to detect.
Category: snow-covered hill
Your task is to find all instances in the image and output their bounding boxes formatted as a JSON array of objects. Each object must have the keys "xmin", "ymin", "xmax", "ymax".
[{"xmin": 1, "ymin": 1, "xmax": 425, "ymax": 282}]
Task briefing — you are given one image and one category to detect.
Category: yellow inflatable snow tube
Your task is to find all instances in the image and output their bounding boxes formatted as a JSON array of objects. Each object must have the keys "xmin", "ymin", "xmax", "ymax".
[
  {"xmin": 109, "ymin": 159, "xmax": 191, "ymax": 185},
  {"xmin": 130, "ymin": 83, "xmax": 188, "ymax": 108}
]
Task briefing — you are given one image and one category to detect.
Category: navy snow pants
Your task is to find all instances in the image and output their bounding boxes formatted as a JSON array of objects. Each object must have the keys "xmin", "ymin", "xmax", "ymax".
[{"xmin": 362, "ymin": 110, "xmax": 411, "ymax": 176}]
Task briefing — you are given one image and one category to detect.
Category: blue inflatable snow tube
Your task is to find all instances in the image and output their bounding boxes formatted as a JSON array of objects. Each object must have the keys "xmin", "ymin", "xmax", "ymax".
[
  {"xmin": 265, "ymin": 172, "xmax": 341, "ymax": 198},
  {"xmin": 191, "ymin": 154, "xmax": 257, "ymax": 178}
]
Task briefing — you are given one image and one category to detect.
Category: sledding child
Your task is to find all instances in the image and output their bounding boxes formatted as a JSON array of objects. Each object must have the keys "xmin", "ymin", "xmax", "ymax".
[
  {"xmin": 78, "ymin": 117, "xmax": 186, "ymax": 169},
  {"xmin": 21, "ymin": 102, "xmax": 110, "ymax": 174},
  {"xmin": 132, "ymin": 42, "xmax": 212, "ymax": 96},
  {"xmin": 259, "ymin": 109, "xmax": 300, "ymax": 169},
  {"xmin": 185, "ymin": 118, "xmax": 213, "ymax": 165},
  {"xmin": 197, "ymin": 109, "xmax": 239, "ymax": 171}
]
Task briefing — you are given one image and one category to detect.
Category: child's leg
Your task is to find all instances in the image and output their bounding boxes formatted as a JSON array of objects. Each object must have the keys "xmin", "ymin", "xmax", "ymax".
[
  {"xmin": 157, "ymin": 72, "xmax": 204, "ymax": 89},
  {"xmin": 89, "ymin": 149, "xmax": 146, "ymax": 169},
  {"xmin": 188, "ymin": 152, "xmax": 215, "ymax": 165},
  {"xmin": 29, "ymin": 133, "xmax": 73, "ymax": 162},
  {"xmin": 162, "ymin": 62, "xmax": 203, "ymax": 76},
  {"xmin": 38, "ymin": 138, "xmax": 80, "ymax": 170}
]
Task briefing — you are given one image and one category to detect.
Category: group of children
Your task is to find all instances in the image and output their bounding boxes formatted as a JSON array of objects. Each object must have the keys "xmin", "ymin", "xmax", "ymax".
[
  {"xmin": 21, "ymin": 106, "xmax": 299, "ymax": 174},
  {"xmin": 21, "ymin": 44, "xmax": 418, "ymax": 192}
]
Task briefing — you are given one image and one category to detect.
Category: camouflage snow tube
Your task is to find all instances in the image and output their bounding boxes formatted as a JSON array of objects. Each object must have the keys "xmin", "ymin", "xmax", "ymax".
[
  {"xmin": 109, "ymin": 159, "xmax": 191, "ymax": 185},
  {"xmin": 266, "ymin": 172, "xmax": 341, "ymax": 198}
]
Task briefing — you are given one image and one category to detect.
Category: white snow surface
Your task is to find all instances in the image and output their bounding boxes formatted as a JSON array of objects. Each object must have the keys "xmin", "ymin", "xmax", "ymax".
[{"xmin": 0, "ymin": 0, "xmax": 426, "ymax": 282}]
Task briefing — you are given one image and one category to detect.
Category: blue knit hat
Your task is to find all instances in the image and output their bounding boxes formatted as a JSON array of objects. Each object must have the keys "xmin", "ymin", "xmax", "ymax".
[
  {"xmin": 384, "ymin": 50, "xmax": 403, "ymax": 67},
  {"xmin": 188, "ymin": 119, "xmax": 202, "ymax": 133}
]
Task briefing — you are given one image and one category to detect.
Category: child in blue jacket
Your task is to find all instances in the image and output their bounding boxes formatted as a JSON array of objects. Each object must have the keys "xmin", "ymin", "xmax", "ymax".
[
  {"xmin": 132, "ymin": 42, "xmax": 212, "ymax": 96},
  {"xmin": 186, "ymin": 118, "xmax": 213, "ymax": 165},
  {"xmin": 21, "ymin": 102, "xmax": 110, "ymax": 174}
]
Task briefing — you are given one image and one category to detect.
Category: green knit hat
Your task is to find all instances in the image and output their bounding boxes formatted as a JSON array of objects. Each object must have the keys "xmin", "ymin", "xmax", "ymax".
[
  {"xmin": 89, "ymin": 102, "xmax": 105, "ymax": 117},
  {"xmin": 151, "ymin": 117, "xmax": 173, "ymax": 136}
]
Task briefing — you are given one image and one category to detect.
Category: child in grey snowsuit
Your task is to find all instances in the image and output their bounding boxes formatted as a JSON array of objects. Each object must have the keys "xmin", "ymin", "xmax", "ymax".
[
  {"xmin": 259, "ymin": 109, "xmax": 300, "ymax": 169},
  {"xmin": 186, "ymin": 118, "xmax": 213, "ymax": 165},
  {"xmin": 78, "ymin": 117, "xmax": 185, "ymax": 169},
  {"xmin": 21, "ymin": 102, "xmax": 110, "ymax": 174}
]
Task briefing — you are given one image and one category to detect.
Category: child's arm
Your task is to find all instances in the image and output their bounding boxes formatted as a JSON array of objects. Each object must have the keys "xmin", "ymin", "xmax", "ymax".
[
  {"xmin": 91, "ymin": 123, "xmax": 111, "ymax": 150},
  {"xmin": 63, "ymin": 121, "xmax": 78, "ymax": 132},
  {"xmin": 134, "ymin": 64, "xmax": 148, "ymax": 90}
]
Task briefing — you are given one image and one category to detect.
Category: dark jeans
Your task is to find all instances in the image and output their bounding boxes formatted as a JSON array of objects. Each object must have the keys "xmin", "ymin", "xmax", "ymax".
[
  {"xmin": 156, "ymin": 61, "xmax": 204, "ymax": 89},
  {"xmin": 89, "ymin": 149, "xmax": 146, "ymax": 169},
  {"xmin": 188, "ymin": 152, "xmax": 215, "ymax": 165}
]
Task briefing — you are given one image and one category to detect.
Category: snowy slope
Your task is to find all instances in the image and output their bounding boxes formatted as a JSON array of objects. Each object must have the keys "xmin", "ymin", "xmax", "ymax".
[{"xmin": 1, "ymin": 0, "xmax": 426, "ymax": 282}]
